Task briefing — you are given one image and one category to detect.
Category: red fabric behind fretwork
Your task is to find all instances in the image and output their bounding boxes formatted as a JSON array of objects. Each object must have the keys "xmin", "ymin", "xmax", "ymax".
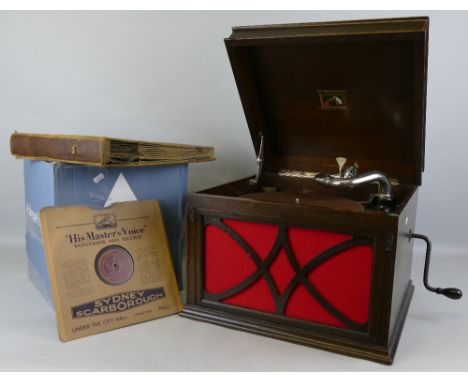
[{"xmin": 204, "ymin": 219, "xmax": 373, "ymax": 329}]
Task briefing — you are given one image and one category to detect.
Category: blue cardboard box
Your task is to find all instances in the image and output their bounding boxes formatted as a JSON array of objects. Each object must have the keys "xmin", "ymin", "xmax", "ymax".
[{"xmin": 23, "ymin": 160, "xmax": 187, "ymax": 305}]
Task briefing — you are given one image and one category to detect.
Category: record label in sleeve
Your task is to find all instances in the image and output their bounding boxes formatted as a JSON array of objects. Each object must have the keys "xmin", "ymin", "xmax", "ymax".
[{"xmin": 95, "ymin": 245, "xmax": 134, "ymax": 286}]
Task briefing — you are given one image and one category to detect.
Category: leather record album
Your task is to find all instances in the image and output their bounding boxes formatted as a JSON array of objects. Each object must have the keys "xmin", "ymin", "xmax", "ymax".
[
  {"xmin": 40, "ymin": 200, "xmax": 182, "ymax": 341},
  {"xmin": 10, "ymin": 131, "xmax": 215, "ymax": 167}
]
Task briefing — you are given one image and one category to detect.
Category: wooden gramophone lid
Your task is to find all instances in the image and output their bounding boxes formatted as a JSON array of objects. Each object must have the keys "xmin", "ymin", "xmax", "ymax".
[{"xmin": 225, "ymin": 17, "xmax": 429, "ymax": 185}]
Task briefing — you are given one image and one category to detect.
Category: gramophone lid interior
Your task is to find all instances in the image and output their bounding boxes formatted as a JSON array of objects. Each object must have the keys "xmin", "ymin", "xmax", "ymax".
[{"xmin": 225, "ymin": 17, "xmax": 429, "ymax": 185}]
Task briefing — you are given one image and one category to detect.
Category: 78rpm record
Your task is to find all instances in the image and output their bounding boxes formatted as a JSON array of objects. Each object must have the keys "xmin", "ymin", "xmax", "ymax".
[{"xmin": 95, "ymin": 245, "xmax": 134, "ymax": 286}]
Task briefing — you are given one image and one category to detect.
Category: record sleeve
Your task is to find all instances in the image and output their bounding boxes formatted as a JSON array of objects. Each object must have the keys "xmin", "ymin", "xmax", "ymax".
[{"xmin": 40, "ymin": 200, "xmax": 182, "ymax": 341}]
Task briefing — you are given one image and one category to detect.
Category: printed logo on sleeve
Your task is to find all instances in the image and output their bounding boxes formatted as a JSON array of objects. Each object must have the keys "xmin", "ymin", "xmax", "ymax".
[{"xmin": 71, "ymin": 288, "xmax": 165, "ymax": 318}]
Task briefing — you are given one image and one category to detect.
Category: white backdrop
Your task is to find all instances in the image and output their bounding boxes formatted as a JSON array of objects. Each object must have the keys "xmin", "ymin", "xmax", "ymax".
[{"xmin": 1, "ymin": 10, "xmax": 467, "ymax": 255}]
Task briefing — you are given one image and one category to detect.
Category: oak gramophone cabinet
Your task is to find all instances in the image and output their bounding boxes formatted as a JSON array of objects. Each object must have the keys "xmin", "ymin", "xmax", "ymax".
[{"xmin": 181, "ymin": 17, "xmax": 462, "ymax": 364}]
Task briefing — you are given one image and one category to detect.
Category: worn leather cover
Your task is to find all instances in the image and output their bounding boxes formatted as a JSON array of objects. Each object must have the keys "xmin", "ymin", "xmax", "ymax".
[
  {"xmin": 10, "ymin": 131, "xmax": 215, "ymax": 167},
  {"xmin": 11, "ymin": 133, "xmax": 105, "ymax": 166}
]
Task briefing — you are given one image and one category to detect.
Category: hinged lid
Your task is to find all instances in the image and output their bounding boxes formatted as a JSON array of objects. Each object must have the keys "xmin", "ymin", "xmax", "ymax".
[{"xmin": 225, "ymin": 17, "xmax": 429, "ymax": 185}]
